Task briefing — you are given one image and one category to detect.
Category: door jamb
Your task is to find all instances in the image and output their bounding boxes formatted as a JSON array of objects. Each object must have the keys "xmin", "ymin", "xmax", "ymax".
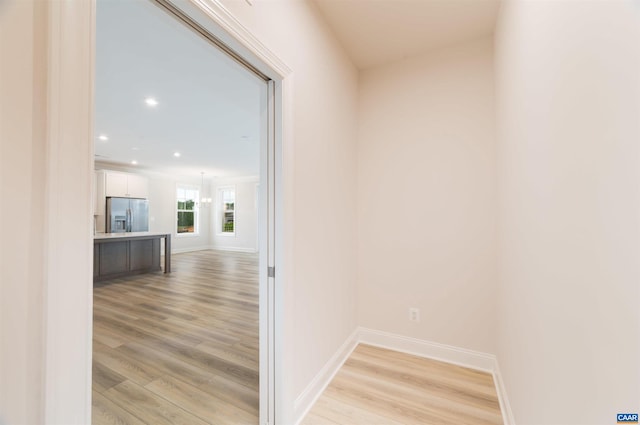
[{"xmin": 44, "ymin": 0, "xmax": 292, "ymax": 423}]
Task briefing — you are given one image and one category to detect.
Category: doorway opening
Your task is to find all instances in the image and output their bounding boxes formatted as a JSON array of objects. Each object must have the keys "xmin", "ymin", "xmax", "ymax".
[{"xmin": 91, "ymin": 0, "xmax": 277, "ymax": 424}]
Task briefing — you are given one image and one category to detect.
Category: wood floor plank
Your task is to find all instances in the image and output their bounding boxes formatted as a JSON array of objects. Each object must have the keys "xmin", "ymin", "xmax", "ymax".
[
  {"xmin": 93, "ymin": 250, "xmax": 260, "ymax": 424},
  {"xmin": 196, "ymin": 371, "xmax": 260, "ymax": 417},
  {"xmin": 301, "ymin": 411, "xmax": 342, "ymax": 425},
  {"xmin": 145, "ymin": 374, "xmax": 257, "ymax": 425},
  {"xmin": 115, "ymin": 340, "xmax": 221, "ymax": 389},
  {"xmin": 93, "ymin": 361, "xmax": 127, "ymax": 394},
  {"xmin": 135, "ymin": 336, "xmax": 259, "ymax": 390},
  {"xmin": 301, "ymin": 344, "xmax": 503, "ymax": 425},
  {"xmin": 93, "ymin": 342, "xmax": 165, "ymax": 386},
  {"xmin": 96, "ymin": 311, "xmax": 205, "ymax": 348},
  {"xmin": 103, "ymin": 380, "xmax": 209, "ymax": 425},
  {"xmin": 332, "ymin": 368, "xmax": 501, "ymax": 424},
  {"xmin": 162, "ymin": 315, "xmax": 245, "ymax": 346},
  {"xmin": 195, "ymin": 340, "xmax": 259, "ymax": 371},
  {"xmin": 92, "ymin": 390, "xmax": 147, "ymax": 425},
  {"xmin": 309, "ymin": 395, "xmax": 407, "ymax": 425},
  {"xmin": 93, "ymin": 322, "xmax": 134, "ymax": 348},
  {"xmin": 343, "ymin": 354, "xmax": 500, "ymax": 413},
  {"xmin": 353, "ymin": 344, "xmax": 497, "ymax": 397}
]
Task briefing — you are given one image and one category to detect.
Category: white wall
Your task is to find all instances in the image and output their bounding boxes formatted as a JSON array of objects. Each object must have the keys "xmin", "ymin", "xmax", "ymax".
[
  {"xmin": 211, "ymin": 177, "xmax": 259, "ymax": 252},
  {"xmin": 219, "ymin": 1, "xmax": 359, "ymax": 420},
  {"xmin": 495, "ymin": 1, "xmax": 640, "ymax": 423},
  {"xmin": 2, "ymin": 0, "xmax": 94, "ymax": 422},
  {"xmin": 0, "ymin": 0, "xmax": 358, "ymax": 419},
  {"xmin": 0, "ymin": 1, "xmax": 47, "ymax": 423},
  {"xmin": 0, "ymin": 0, "xmax": 359, "ymax": 422},
  {"xmin": 147, "ymin": 173, "xmax": 212, "ymax": 253},
  {"xmin": 95, "ymin": 163, "xmax": 213, "ymax": 253},
  {"xmin": 357, "ymin": 38, "xmax": 498, "ymax": 354}
]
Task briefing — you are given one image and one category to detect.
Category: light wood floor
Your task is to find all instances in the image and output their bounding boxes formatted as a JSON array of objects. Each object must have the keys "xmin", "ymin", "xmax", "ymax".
[
  {"xmin": 302, "ymin": 344, "xmax": 503, "ymax": 425},
  {"xmin": 92, "ymin": 250, "xmax": 259, "ymax": 425}
]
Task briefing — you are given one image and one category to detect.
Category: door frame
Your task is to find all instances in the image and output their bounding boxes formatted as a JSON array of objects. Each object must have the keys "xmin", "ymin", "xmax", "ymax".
[{"xmin": 44, "ymin": 0, "xmax": 292, "ymax": 423}]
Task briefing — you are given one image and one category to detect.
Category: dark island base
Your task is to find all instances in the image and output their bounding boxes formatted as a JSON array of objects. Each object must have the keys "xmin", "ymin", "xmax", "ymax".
[{"xmin": 94, "ymin": 233, "xmax": 171, "ymax": 282}]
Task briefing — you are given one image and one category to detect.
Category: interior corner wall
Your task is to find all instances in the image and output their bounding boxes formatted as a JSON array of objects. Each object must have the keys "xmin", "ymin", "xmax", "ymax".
[
  {"xmin": 495, "ymin": 1, "xmax": 640, "ymax": 423},
  {"xmin": 357, "ymin": 37, "xmax": 498, "ymax": 354},
  {"xmin": 0, "ymin": 1, "xmax": 47, "ymax": 423},
  {"xmin": 220, "ymin": 0, "xmax": 359, "ymax": 418}
]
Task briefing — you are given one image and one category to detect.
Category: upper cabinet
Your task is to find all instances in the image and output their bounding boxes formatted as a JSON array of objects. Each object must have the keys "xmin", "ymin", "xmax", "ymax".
[
  {"xmin": 125, "ymin": 174, "xmax": 149, "ymax": 199},
  {"xmin": 97, "ymin": 170, "xmax": 149, "ymax": 199},
  {"xmin": 104, "ymin": 172, "xmax": 127, "ymax": 197}
]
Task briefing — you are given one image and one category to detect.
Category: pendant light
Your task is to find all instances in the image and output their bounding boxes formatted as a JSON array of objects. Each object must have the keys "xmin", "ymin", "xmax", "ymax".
[{"xmin": 200, "ymin": 172, "xmax": 212, "ymax": 207}]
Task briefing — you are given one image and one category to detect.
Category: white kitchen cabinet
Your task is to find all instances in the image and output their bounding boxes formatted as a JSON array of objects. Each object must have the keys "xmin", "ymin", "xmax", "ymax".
[
  {"xmin": 103, "ymin": 171, "xmax": 148, "ymax": 198},
  {"xmin": 95, "ymin": 172, "xmax": 105, "ymax": 213},
  {"xmin": 105, "ymin": 172, "xmax": 128, "ymax": 197},
  {"xmin": 94, "ymin": 171, "xmax": 107, "ymax": 232},
  {"xmin": 126, "ymin": 174, "xmax": 149, "ymax": 198}
]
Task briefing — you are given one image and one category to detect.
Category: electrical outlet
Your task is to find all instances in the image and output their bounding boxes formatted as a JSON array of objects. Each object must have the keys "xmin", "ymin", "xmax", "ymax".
[{"xmin": 409, "ymin": 307, "xmax": 420, "ymax": 322}]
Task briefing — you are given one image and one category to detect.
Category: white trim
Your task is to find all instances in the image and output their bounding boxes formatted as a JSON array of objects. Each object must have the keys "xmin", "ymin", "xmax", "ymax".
[
  {"xmin": 493, "ymin": 359, "xmax": 516, "ymax": 425},
  {"xmin": 293, "ymin": 328, "xmax": 359, "ymax": 425},
  {"xmin": 170, "ymin": 246, "xmax": 214, "ymax": 254},
  {"xmin": 170, "ymin": 245, "xmax": 257, "ymax": 254},
  {"xmin": 48, "ymin": 0, "xmax": 289, "ymax": 423},
  {"xmin": 174, "ymin": 233, "xmax": 201, "ymax": 238},
  {"xmin": 95, "ymin": 162, "xmax": 260, "ymax": 184},
  {"xmin": 184, "ymin": 0, "xmax": 292, "ymax": 79},
  {"xmin": 45, "ymin": 0, "xmax": 95, "ymax": 423},
  {"xmin": 176, "ymin": 183, "xmax": 201, "ymax": 236},
  {"xmin": 210, "ymin": 246, "xmax": 257, "ymax": 253},
  {"xmin": 216, "ymin": 184, "xmax": 236, "ymax": 236},
  {"xmin": 358, "ymin": 327, "xmax": 496, "ymax": 372},
  {"xmin": 275, "ymin": 74, "xmax": 295, "ymax": 425}
]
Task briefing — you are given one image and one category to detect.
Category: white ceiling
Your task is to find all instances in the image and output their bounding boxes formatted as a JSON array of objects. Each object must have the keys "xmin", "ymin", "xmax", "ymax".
[
  {"xmin": 96, "ymin": 0, "xmax": 499, "ymax": 176},
  {"xmin": 313, "ymin": 0, "xmax": 500, "ymax": 70},
  {"xmin": 95, "ymin": 0, "xmax": 264, "ymax": 178}
]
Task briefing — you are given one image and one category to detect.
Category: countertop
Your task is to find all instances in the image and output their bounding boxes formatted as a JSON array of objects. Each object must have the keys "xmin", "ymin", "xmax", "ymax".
[{"xmin": 94, "ymin": 231, "xmax": 171, "ymax": 240}]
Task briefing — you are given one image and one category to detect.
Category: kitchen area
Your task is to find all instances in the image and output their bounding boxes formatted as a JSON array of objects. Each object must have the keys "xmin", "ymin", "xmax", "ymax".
[
  {"xmin": 91, "ymin": 0, "xmax": 264, "ymax": 285},
  {"xmin": 93, "ymin": 169, "xmax": 171, "ymax": 282}
]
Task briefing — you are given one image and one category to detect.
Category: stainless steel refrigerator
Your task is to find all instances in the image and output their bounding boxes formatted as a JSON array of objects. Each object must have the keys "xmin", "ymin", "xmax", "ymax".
[{"xmin": 106, "ymin": 197, "xmax": 149, "ymax": 233}]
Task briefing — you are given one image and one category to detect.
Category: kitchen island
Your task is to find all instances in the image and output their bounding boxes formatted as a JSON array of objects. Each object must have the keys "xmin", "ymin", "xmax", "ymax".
[{"xmin": 94, "ymin": 232, "xmax": 171, "ymax": 282}]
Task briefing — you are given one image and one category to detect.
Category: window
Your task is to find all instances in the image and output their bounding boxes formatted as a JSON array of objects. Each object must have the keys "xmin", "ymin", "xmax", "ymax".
[
  {"xmin": 176, "ymin": 186, "xmax": 199, "ymax": 235},
  {"xmin": 219, "ymin": 187, "xmax": 235, "ymax": 234}
]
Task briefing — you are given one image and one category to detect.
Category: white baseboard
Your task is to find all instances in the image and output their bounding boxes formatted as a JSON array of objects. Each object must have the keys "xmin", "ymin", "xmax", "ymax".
[
  {"xmin": 170, "ymin": 246, "xmax": 214, "ymax": 254},
  {"xmin": 358, "ymin": 327, "xmax": 496, "ymax": 372},
  {"xmin": 166, "ymin": 245, "xmax": 257, "ymax": 255},
  {"xmin": 294, "ymin": 326, "xmax": 514, "ymax": 425},
  {"xmin": 493, "ymin": 359, "xmax": 516, "ymax": 425},
  {"xmin": 210, "ymin": 246, "xmax": 258, "ymax": 253},
  {"xmin": 293, "ymin": 328, "xmax": 359, "ymax": 425}
]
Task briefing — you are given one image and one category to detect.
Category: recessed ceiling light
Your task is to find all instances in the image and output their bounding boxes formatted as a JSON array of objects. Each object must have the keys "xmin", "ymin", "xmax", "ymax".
[
  {"xmin": 132, "ymin": 147, "xmax": 139, "ymax": 151},
  {"xmin": 173, "ymin": 152, "xmax": 181, "ymax": 157},
  {"xmin": 131, "ymin": 160, "xmax": 138, "ymax": 165},
  {"xmin": 144, "ymin": 97, "xmax": 158, "ymax": 107},
  {"xmin": 98, "ymin": 134, "xmax": 109, "ymax": 141}
]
